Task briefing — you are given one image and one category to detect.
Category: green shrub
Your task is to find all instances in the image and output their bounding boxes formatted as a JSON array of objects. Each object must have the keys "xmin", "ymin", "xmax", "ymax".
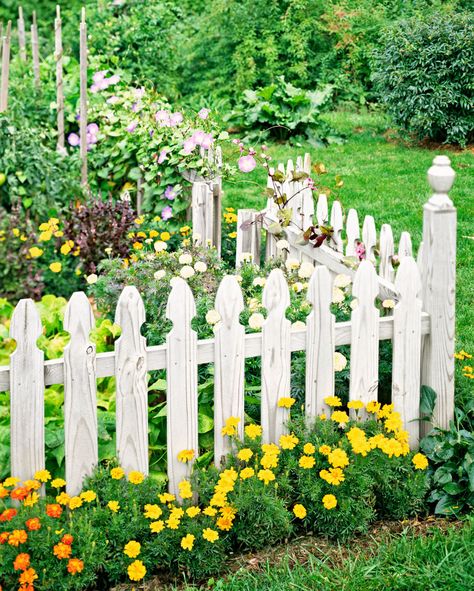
[{"xmin": 372, "ymin": 10, "xmax": 474, "ymax": 146}]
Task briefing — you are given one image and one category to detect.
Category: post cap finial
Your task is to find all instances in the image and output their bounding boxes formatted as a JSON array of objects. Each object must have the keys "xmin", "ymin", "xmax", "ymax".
[{"xmin": 427, "ymin": 155, "xmax": 455, "ymax": 208}]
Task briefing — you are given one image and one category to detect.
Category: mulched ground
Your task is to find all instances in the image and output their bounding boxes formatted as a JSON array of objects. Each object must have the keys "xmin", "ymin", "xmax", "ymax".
[{"xmin": 110, "ymin": 516, "xmax": 464, "ymax": 591}]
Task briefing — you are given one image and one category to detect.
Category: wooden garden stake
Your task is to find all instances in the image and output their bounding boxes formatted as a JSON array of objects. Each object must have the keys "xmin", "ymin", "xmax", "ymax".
[
  {"xmin": 0, "ymin": 20, "xmax": 11, "ymax": 113},
  {"xmin": 55, "ymin": 5, "xmax": 65, "ymax": 151},
  {"xmin": 18, "ymin": 7, "xmax": 27, "ymax": 61},
  {"xmin": 79, "ymin": 8, "xmax": 88, "ymax": 186},
  {"xmin": 31, "ymin": 11, "xmax": 40, "ymax": 87}
]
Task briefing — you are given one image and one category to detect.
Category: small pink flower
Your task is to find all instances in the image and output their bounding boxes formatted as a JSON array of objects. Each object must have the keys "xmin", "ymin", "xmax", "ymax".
[
  {"xmin": 93, "ymin": 70, "xmax": 107, "ymax": 83},
  {"xmin": 198, "ymin": 108, "xmax": 210, "ymax": 120},
  {"xmin": 170, "ymin": 112, "xmax": 183, "ymax": 126},
  {"xmin": 183, "ymin": 138, "xmax": 196, "ymax": 154},
  {"xmin": 68, "ymin": 133, "xmax": 80, "ymax": 147},
  {"xmin": 161, "ymin": 205, "xmax": 173, "ymax": 220},
  {"xmin": 355, "ymin": 241, "xmax": 366, "ymax": 260},
  {"xmin": 200, "ymin": 133, "xmax": 214, "ymax": 149},
  {"xmin": 126, "ymin": 121, "xmax": 138, "ymax": 133},
  {"xmin": 238, "ymin": 155, "xmax": 257, "ymax": 173},
  {"xmin": 158, "ymin": 149, "xmax": 168, "ymax": 164},
  {"xmin": 192, "ymin": 130, "xmax": 206, "ymax": 145}
]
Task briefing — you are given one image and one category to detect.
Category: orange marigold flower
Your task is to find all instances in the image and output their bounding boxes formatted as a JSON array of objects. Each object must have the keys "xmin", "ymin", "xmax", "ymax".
[
  {"xmin": 61, "ymin": 534, "xmax": 74, "ymax": 545},
  {"xmin": 25, "ymin": 518, "xmax": 41, "ymax": 531},
  {"xmin": 0, "ymin": 532, "xmax": 9, "ymax": 544},
  {"xmin": 46, "ymin": 504, "xmax": 63, "ymax": 518},
  {"xmin": 19, "ymin": 568, "xmax": 38, "ymax": 585},
  {"xmin": 0, "ymin": 508, "xmax": 17, "ymax": 522},
  {"xmin": 14, "ymin": 552, "xmax": 30, "ymax": 571},
  {"xmin": 0, "ymin": 485, "xmax": 9, "ymax": 499},
  {"xmin": 53, "ymin": 542, "xmax": 72, "ymax": 559},
  {"xmin": 67, "ymin": 558, "xmax": 84, "ymax": 575},
  {"xmin": 10, "ymin": 487, "xmax": 29, "ymax": 501},
  {"xmin": 8, "ymin": 530, "xmax": 28, "ymax": 546}
]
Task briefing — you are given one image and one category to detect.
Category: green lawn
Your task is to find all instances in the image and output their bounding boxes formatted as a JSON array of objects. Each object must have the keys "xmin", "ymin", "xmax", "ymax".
[
  {"xmin": 223, "ymin": 110, "xmax": 474, "ymax": 408},
  {"xmin": 179, "ymin": 518, "xmax": 474, "ymax": 591}
]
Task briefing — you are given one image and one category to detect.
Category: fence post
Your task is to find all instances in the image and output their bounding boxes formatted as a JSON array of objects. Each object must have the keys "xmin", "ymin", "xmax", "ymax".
[
  {"xmin": 192, "ymin": 181, "xmax": 214, "ymax": 247},
  {"xmin": 0, "ymin": 21, "xmax": 11, "ymax": 113},
  {"xmin": 236, "ymin": 209, "xmax": 261, "ymax": 267},
  {"xmin": 55, "ymin": 5, "xmax": 65, "ymax": 152},
  {"xmin": 31, "ymin": 11, "xmax": 40, "ymax": 87},
  {"xmin": 18, "ymin": 7, "xmax": 27, "ymax": 61},
  {"xmin": 420, "ymin": 155, "xmax": 456, "ymax": 432}
]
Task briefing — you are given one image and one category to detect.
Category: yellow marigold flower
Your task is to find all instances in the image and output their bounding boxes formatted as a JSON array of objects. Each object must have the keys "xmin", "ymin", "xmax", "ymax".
[
  {"xmin": 203, "ymin": 506, "xmax": 218, "ymax": 516},
  {"xmin": 128, "ymin": 471, "xmax": 145, "ymax": 485},
  {"xmin": 237, "ymin": 448, "xmax": 253, "ymax": 462},
  {"xmin": 128, "ymin": 559, "xmax": 146, "ymax": 582},
  {"xmin": 107, "ymin": 500, "xmax": 120, "ymax": 513},
  {"xmin": 303, "ymin": 442, "xmax": 316, "ymax": 455},
  {"xmin": 178, "ymin": 480, "xmax": 193, "ymax": 500},
  {"xmin": 12, "ymin": 227, "xmax": 21, "ymax": 236},
  {"xmin": 331, "ymin": 411, "xmax": 350, "ymax": 424},
  {"xmin": 299, "ymin": 455, "xmax": 315, "ymax": 469},
  {"xmin": 159, "ymin": 492, "xmax": 175, "ymax": 504},
  {"xmin": 203, "ymin": 528, "xmax": 219, "ymax": 543},
  {"xmin": 180, "ymin": 225, "xmax": 191, "ymax": 236},
  {"xmin": 328, "ymin": 448, "xmax": 349, "ymax": 469},
  {"xmin": 160, "ymin": 231, "xmax": 171, "ymax": 241},
  {"xmin": 366, "ymin": 401, "xmax": 381, "ymax": 414},
  {"xmin": 177, "ymin": 449, "xmax": 195, "ymax": 463},
  {"xmin": 110, "ymin": 467, "xmax": 125, "ymax": 480},
  {"xmin": 56, "ymin": 492, "xmax": 71, "ymax": 505},
  {"xmin": 245, "ymin": 424, "xmax": 263, "ymax": 440},
  {"xmin": 216, "ymin": 515, "xmax": 234, "ymax": 531},
  {"xmin": 322, "ymin": 494, "xmax": 337, "ymax": 510},
  {"xmin": 412, "ymin": 453, "xmax": 429, "ymax": 470},
  {"xmin": 261, "ymin": 443, "xmax": 280, "ymax": 455},
  {"xmin": 144, "ymin": 504, "xmax": 162, "ymax": 519},
  {"xmin": 3, "ymin": 477, "xmax": 20, "ymax": 487},
  {"xmin": 51, "ymin": 478, "xmax": 66, "ymax": 489},
  {"xmin": 377, "ymin": 403, "xmax": 394, "ymax": 419},
  {"xmin": 293, "ymin": 504, "xmax": 307, "ymax": 519},
  {"xmin": 134, "ymin": 216, "xmax": 144, "ymax": 225},
  {"xmin": 260, "ymin": 453, "xmax": 279, "ymax": 469},
  {"xmin": 347, "ymin": 400, "xmax": 364, "ymax": 410},
  {"xmin": 319, "ymin": 445, "xmax": 331, "ymax": 456},
  {"xmin": 384, "ymin": 412, "xmax": 403, "ymax": 433},
  {"xmin": 181, "ymin": 534, "xmax": 195, "ymax": 551},
  {"xmin": 278, "ymin": 397, "xmax": 296, "ymax": 408},
  {"xmin": 279, "ymin": 433, "xmax": 299, "ymax": 450},
  {"xmin": 320, "ymin": 467, "xmax": 345, "ymax": 486},
  {"xmin": 49, "ymin": 261, "xmax": 62, "ymax": 273},
  {"xmin": 133, "ymin": 241, "xmax": 143, "ymax": 250},
  {"xmin": 222, "ymin": 424, "xmax": 237, "ymax": 436},
  {"xmin": 320, "ymin": 413, "xmax": 327, "ymax": 420},
  {"xmin": 60, "ymin": 241, "xmax": 74, "ymax": 255},
  {"xmin": 80, "ymin": 490, "xmax": 97, "ymax": 503},
  {"xmin": 257, "ymin": 469, "xmax": 275, "ymax": 485},
  {"xmin": 324, "ymin": 395, "xmax": 342, "ymax": 407},
  {"xmin": 69, "ymin": 496, "xmax": 83, "ymax": 510},
  {"xmin": 39, "ymin": 230, "xmax": 52, "ymax": 242},
  {"xmin": 124, "ymin": 540, "xmax": 141, "ymax": 558},
  {"xmin": 23, "ymin": 480, "xmax": 41, "ymax": 491},
  {"xmin": 34, "ymin": 469, "xmax": 51, "ymax": 483},
  {"xmin": 23, "ymin": 492, "xmax": 39, "ymax": 507},
  {"xmin": 150, "ymin": 520, "xmax": 165, "ymax": 533},
  {"xmin": 166, "ymin": 517, "xmax": 180, "ymax": 530},
  {"xmin": 228, "ymin": 231, "xmax": 237, "ymax": 238},
  {"xmin": 170, "ymin": 507, "xmax": 185, "ymax": 519},
  {"xmin": 186, "ymin": 506, "xmax": 201, "ymax": 518}
]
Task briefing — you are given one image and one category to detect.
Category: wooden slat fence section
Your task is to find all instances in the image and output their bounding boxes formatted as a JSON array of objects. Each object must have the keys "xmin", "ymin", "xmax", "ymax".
[
  {"xmin": 345, "ymin": 208, "xmax": 360, "ymax": 257},
  {"xmin": 392, "ymin": 258, "xmax": 422, "ymax": 447},
  {"xmin": 261, "ymin": 270, "xmax": 291, "ymax": 443},
  {"xmin": 214, "ymin": 276, "xmax": 245, "ymax": 467},
  {"xmin": 305, "ymin": 266, "xmax": 335, "ymax": 418},
  {"xmin": 349, "ymin": 260, "xmax": 380, "ymax": 405},
  {"xmin": 166, "ymin": 278, "xmax": 198, "ymax": 496},
  {"xmin": 9, "ymin": 299, "xmax": 45, "ymax": 482},
  {"xmin": 64, "ymin": 292, "xmax": 98, "ymax": 495},
  {"xmin": 330, "ymin": 200, "xmax": 343, "ymax": 252},
  {"xmin": 115, "ymin": 286, "xmax": 149, "ymax": 475},
  {"xmin": 316, "ymin": 194, "xmax": 328, "ymax": 226},
  {"xmin": 362, "ymin": 215, "xmax": 377, "ymax": 263},
  {"xmin": 379, "ymin": 223, "xmax": 395, "ymax": 282}
]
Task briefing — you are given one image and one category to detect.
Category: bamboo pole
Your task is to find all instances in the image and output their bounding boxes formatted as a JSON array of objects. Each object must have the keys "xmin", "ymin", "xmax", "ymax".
[
  {"xmin": 55, "ymin": 5, "xmax": 65, "ymax": 151},
  {"xmin": 0, "ymin": 22, "xmax": 3, "ymax": 65},
  {"xmin": 0, "ymin": 21, "xmax": 12, "ymax": 113},
  {"xmin": 79, "ymin": 8, "xmax": 88, "ymax": 186},
  {"xmin": 31, "ymin": 11, "xmax": 40, "ymax": 87},
  {"xmin": 18, "ymin": 7, "xmax": 27, "ymax": 61}
]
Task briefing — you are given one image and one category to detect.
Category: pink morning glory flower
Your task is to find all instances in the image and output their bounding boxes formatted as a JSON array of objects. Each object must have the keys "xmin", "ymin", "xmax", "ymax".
[
  {"xmin": 87, "ymin": 123, "xmax": 99, "ymax": 135},
  {"xmin": 68, "ymin": 133, "xmax": 80, "ymax": 147},
  {"xmin": 126, "ymin": 121, "xmax": 138, "ymax": 133},
  {"xmin": 200, "ymin": 133, "xmax": 214, "ymax": 149},
  {"xmin": 107, "ymin": 95, "xmax": 119, "ymax": 104},
  {"xmin": 183, "ymin": 138, "xmax": 196, "ymax": 154},
  {"xmin": 192, "ymin": 130, "xmax": 206, "ymax": 145},
  {"xmin": 170, "ymin": 112, "xmax": 183, "ymax": 126},
  {"xmin": 108, "ymin": 74, "xmax": 121, "ymax": 85},
  {"xmin": 238, "ymin": 155, "xmax": 257, "ymax": 173},
  {"xmin": 161, "ymin": 205, "xmax": 173, "ymax": 220},
  {"xmin": 164, "ymin": 186, "xmax": 177, "ymax": 200},
  {"xmin": 198, "ymin": 108, "xmax": 210, "ymax": 120},
  {"xmin": 158, "ymin": 149, "xmax": 168, "ymax": 164},
  {"xmin": 93, "ymin": 70, "xmax": 107, "ymax": 83}
]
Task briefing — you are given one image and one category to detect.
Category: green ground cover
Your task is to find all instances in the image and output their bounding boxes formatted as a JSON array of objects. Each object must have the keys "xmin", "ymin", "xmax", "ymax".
[{"xmin": 223, "ymin": 110, "xmax": 474, "ymax": 408}]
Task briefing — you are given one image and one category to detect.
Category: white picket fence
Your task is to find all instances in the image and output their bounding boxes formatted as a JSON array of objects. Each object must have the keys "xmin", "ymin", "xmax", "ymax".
[{"xmin": 0, "ymin": 156, "xmax": 457, "ymax": 499}]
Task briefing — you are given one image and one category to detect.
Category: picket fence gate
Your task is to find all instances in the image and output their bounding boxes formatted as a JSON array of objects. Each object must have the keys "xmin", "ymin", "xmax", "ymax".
[{"xmin": 0, "ymin": 156, "xmax": 457, "ymax": 498}]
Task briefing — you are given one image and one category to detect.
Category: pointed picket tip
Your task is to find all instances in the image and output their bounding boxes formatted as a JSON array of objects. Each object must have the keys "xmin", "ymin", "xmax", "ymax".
[
  {"xmin": 166, "ymin": 277, "xmax": 196, "ymax": 323},
  {"xmin": 286, "ymin": 159, "xmax": 294, "ymax": 176},
  {"xmin": 9, "ymin": 299, "xmax": 42, "ymax": 344},
  {"xmin": 398, "ymin": 231, "xmax": 413, "ymax": 258},
  {"xmin": 296, "ymin": 155, "xmax": 303, "ymax": 171},
  {"xmin": 316, "ymin": 194, "xmax": 328, "ymax": 225},
  {"xmin": 395, "ymin": 256, "xmax": 421, "ymax": 301},
  {"xmin": 64, "ymin": 291, "xmax": 94, "ymax": 335},
  {"xmin": 262, "ymin": 268, "xmax": 290, "ymax": 312},
  {"xmin": 277, "ymin": 162, "xmax": 285, "ymax": 175},
  {"xmin": 352, "ymin": 260, "xmax": 378, "ymax": 301},
  {"xmin": 215, "ymin": 275, "xmax": 244, "ymax": 326},
  {"xmin": 307, "ymin": 265, "xmax": 332, "ymax": 305},
  {"xmin": 115, "ymin": 285, "xmax": 146, "ymax": 330},
  {"xmin": 303, "ymin": 153, "xmax": 311, "ymax": 174}
]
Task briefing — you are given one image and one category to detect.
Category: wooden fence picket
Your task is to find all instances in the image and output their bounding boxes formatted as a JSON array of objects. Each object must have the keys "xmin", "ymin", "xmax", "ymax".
[
  {"xmin": 398, "ymin": 231, "xmax": 413, "ymax": 259},
  {"xmin": 379, "ymin": 223, "xmax": 395, "ymax": 282},
  {"xmin": 0, "ymin": 21, "xmax": 11, "ymax": 113},
  {"xmin": 236, "ymin": 209, "xmax": 261, "ymax": 267},
  {"xmin": 345, "ymin": 208, "xmax": 360, "ymax": 257},
  {"xmin": 362, "ymin": 215, "xmax": 377, "ymax": 262},
  {"xmin": 305, "ymin": 266, "xmax": 335, "ymax": 418},
  {"xmin": 261, "ymin": 269, "xmax": 291, "ymax": 443},
  {"xmin": 316, "ymin": 194, "xmax": 328, "ymax": 226},
  {"xmin": 64, "ymin": 292, "xmax": 98, "ymax": 495},
  {"xmin": 115, "ymin": 286, "xmax": 149, "ymax": 475},
  {"xmin": 392, "ymin": 257, "xmax": 422, "ymax": 447},
  {"xmin": 330, "ymin": 200, "xmax": 343, "ymax": 252},
  {"xmin": 192, "ymin": 181, "xmax": 214, "ymax": 247},
  {"xmin": 349, "ymin": 261, "xmax": 380, "ymax": 404},
  {"xmin": 9, "ymin": 299, "xmax": 44, "ymax": 482},
  {"xmin": 166, "ymin": 278, "xmax": 198, "ymax": 496},
  {"xmin": 214, "ymin": 276, "xmax": 245, "ymax": 466}
]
